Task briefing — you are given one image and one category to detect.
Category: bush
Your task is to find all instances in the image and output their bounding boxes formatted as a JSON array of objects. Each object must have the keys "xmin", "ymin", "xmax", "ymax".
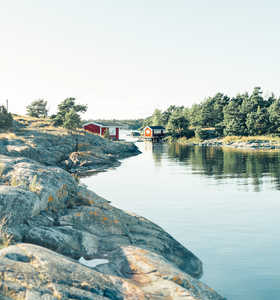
[
  {"xmin": 184, "ymin": 129, "xmax": 195, "ymax": 138},
  {"xmin": 195, "ymin": 128, "xmax": 218, "ymax": 140},
  {"xmin": 0, "ymin": 105, "xmax": 13, "ymax": 129},
  {"xmin": 103, "ymin": 128, "xmax": 110, "ymax": 139}
]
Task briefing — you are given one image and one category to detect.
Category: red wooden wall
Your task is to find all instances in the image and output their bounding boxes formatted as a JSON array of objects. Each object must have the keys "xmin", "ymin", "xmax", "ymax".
[
  {"xmin": 84, "ymin": 124, "xmax": 119, "ymax": 140},
  {"xmin": 84, "ymin": 123, "xmax": 100, "ymax": 135}
]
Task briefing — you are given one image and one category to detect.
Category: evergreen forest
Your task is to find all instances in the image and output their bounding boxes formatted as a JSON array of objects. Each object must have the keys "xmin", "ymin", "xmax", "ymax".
[{"xmin": 143, "ymin": 87, "xmax": 280, "ymax": 139}]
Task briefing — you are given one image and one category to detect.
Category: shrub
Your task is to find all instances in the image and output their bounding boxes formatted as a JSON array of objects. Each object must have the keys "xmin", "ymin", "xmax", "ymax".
[
  {"xmin": 0, "ymin": 105, "xmax": 13, "ymax": 129},
  {"xmin": 184, "ymin": 129, "xmax": 195, "ymax": 138},
  {"xmin": 103, "ymin": 128, "xmax": 110, "ymax": 139},
  {"xmin": 195, "ymin": 127, "xmax": 218, "ymax": 140}
]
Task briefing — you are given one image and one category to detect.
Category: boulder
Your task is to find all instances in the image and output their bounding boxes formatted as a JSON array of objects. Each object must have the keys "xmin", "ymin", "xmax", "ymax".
[{"xmin": 0, "ymin": 155, "xmax": 77, "ymax": 212}]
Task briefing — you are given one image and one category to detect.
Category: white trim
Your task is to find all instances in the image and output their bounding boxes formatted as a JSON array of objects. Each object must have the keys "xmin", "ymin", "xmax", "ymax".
[
  {"xmin": 83, "ymin": 122, "xmax": 105, "ymax": 127},
  {"xmin": 83, "ymin": 122, "xmax": 120, "ymax": 129}
]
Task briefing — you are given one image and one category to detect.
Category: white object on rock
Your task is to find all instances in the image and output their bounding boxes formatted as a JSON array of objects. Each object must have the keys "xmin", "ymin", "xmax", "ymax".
[{"xmin": 79, "ymin": 257, "xmax": 109, "ymax": 268}]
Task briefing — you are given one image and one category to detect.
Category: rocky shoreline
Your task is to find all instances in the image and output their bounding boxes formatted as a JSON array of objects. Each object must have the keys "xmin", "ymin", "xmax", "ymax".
[
  {"xmin": 0, "ymin": 117, "xmax": 226, "ymax": 299},
  {"xmin": 185, "ymin": 138, "xmax": 280, "ymax": 151}
]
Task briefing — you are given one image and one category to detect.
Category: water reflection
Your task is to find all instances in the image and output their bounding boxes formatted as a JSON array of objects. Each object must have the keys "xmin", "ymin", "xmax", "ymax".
[
  {"xmin": 144, "ymin": 142, "xmax": 165, "ymax": 167},
  {"xmin": 165, "ymin": 144, "xmax": 280, "ymax": 191}
]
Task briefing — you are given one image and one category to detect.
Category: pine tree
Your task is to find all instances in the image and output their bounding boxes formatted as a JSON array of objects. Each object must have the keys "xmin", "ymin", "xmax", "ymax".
[
  {"xmin": 0, "ymin": 105, "xmax": 13, "ymax": 129},
  {"xmin": 63, "ymin": 109, "xmax": 82, "ymax": 132},
  {"xmin": 52, "ymin": 98, "xmax": 87, "ymax": 126},
  {"xmin": 268, "ymin": 99, "xmax": 280, "ymax": 133},
  {"xmin": 26, "ymin": 99, "xmax": 48, "ymax": 118},
  {"xmin": 167, "ymin": 112, "xmax": 189, "ymax": 137}
]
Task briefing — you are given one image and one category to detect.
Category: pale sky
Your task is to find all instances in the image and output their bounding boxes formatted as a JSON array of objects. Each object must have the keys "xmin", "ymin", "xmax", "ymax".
[{"xmin": 1, "ymin": 0, "xmax": 280, "ymax": 119}]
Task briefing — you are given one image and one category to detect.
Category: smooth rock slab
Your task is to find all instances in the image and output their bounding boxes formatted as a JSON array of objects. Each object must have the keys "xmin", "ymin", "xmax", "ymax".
[
  {"xmin": 25, "ymin": 203, "xmax": 203, "ymax": 279},
  {"xmin": 95, "ymin": 246, "xmax": 225, "ymax": 300},
  {"xmin": 0, "ymin": 244, "xmax": 225, "ymax": 300},
  {"xmin": 0, "ymin": 243, "xmax": 145, "ymax": 300}
]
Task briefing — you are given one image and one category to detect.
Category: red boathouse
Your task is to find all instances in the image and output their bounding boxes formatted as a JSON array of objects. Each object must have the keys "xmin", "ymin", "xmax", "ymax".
[
  {"xmin": 143, "ymin": 126, "xmax": 165, "ymax": 141},
  {"xmin": 83, "ymin": 122, "xmax": 120, "ymax": 140}
]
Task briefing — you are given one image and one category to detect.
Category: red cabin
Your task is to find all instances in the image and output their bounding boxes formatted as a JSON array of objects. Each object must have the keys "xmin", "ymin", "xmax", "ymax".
[
  {"xmin": 143, "ymin": 126, "xmax": 165, "ymax": 141},
  {"xmin": 83, "ymin": 122, "xmax": 120, "ymax": 141}
]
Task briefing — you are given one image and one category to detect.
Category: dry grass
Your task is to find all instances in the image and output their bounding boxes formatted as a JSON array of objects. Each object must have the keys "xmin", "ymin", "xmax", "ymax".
[
  {"xmin": 29, "ymin": 175, "xmax": 42, "ymax": 193},
  {"xmin": 13, "ymin": 114, "xmax": 40, "ymax": 121},
  {"xmin": 177, "ymin": 136, "xmax": 201, "ymax": 144},
  {"xmin": 0, "ymin": 132, "xmax": 25, "ymax": 141}
]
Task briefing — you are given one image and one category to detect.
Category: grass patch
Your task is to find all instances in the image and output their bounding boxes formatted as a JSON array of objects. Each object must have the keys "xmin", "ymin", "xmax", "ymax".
[
  {"xmin": 177, "ymin": 136, "xmax": 201, "ymax": 144},
  {"xmin": 29, "ymin": 175, "xmax": 42, "ymax": 193}
]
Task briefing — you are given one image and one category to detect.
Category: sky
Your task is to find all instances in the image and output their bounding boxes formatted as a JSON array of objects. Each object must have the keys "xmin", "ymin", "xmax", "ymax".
[{"xmin": 1, "ymin": 0, "xmax": 280, "ymax": 119}]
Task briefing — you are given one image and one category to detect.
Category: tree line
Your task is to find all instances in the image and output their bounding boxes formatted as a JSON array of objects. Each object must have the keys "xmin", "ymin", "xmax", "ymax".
[
  {"xmin": 143, "ymin": 87, "xmax": 280, "ymax": 138},
  {"xmin": 2, "ymin": 87, "xmax": 280, "ymax": 138},
  {"xmin": 0, "ymin": 98, "xmax": 87, "ymax": 132}
]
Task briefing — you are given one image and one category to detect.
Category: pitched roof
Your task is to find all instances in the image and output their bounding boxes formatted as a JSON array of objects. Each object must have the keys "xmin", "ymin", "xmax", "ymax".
[
  {"xmin": 147, "ymin": 126, "xmax": 165, "ymax": 130},
  {"xmin": 83, "ymin": 121, "xmax": 121, "ymax": 128}
]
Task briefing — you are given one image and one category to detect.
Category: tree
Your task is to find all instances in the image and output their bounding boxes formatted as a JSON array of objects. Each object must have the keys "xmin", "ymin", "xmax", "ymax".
[
  {"xmin": 167, "ymin": 112, "xmax": 189, "ymax": 137},
  {"xmin": 161, "ymin": 105, "xmax": 184, "ymax": 125},
  {"xmin": 26, "ymin": 99, "xmax": 48, "ymax": 118},
  {"xmin": 268, "ymin": 98, "xmax": 280, "ymax": 133},
  {"xmin": 63, "ymin": 108, "xmax": 83, "ymax": 153},
  {"xmin": 212, "ymin": 93, "xmax": 230, "ymax": 126},
  {"xmin": 0, "ymin": 105, "xmax": 13, "ymax": 129},
  {"xmin": 188, "ymin": 104, "xmax": 202, "ymax": 127},
  {"xmin": 199, "ymin": 98, "xmax": 216, "ymax": 127},
  {"xmin": 246, "ymin": 107, "xmax": 270, "ymax": 136},
  {"xmin": 52, "ymin": 98, "xmax": 87, "ymax": 127},
  {"xmin": 63, "ymin": 109, "xmax": 82, "ymax": 132},
  {"xmin": 152, "ymin": 109, "xmax": 163, "ymax": 126},
  {"xmin": 223, "ymin": 100, "xmax": 247, "ymax": 136}
]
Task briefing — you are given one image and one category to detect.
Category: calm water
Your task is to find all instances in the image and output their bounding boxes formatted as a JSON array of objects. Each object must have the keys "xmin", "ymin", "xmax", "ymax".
[{"xmin": 82, "ymin": 137, "xmax": 280, "ymax": 300}]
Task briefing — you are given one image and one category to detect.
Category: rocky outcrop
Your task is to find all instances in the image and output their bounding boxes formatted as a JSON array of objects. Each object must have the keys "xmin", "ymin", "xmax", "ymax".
[
  {"xmin": 0, "ymin": 117, "xmax": 226, "ymax": 299},
  {"xmin": 0, "ymin": 244, "xmax": 225, "ymax": 300},
  {"xmin": 0, "ymin": 243, "xmax": 145, "ymax": 300},
  {"xmin": 95, "ymin": 246, "xmax": 224, "ymax": 299},
  {"xmin": 0, "ymin": 152, "xmax": 226, "ymax": 299},
  {"xmin": 185, "ymin": 138, "xmax": 280, "ymax": 150},
  {"xmin": 0, "ymin": 243, "xmax": 225, "ymax": 300},
  {"xmin": 223, "ymin": 140, "xmax": 280, "ymax": 150},
  {"xmin": 23, "ymin": 202, "xmax": 202, "ymax": 279},
  {"xmin": 0, "ymin": 118, "xmax": 140, "ymax": 174}
]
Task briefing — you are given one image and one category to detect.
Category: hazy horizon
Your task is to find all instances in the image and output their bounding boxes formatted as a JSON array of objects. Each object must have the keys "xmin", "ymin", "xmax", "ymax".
[{"xmin": 1, "ymin": 1, "xmax": 280, "ymax": 119}]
